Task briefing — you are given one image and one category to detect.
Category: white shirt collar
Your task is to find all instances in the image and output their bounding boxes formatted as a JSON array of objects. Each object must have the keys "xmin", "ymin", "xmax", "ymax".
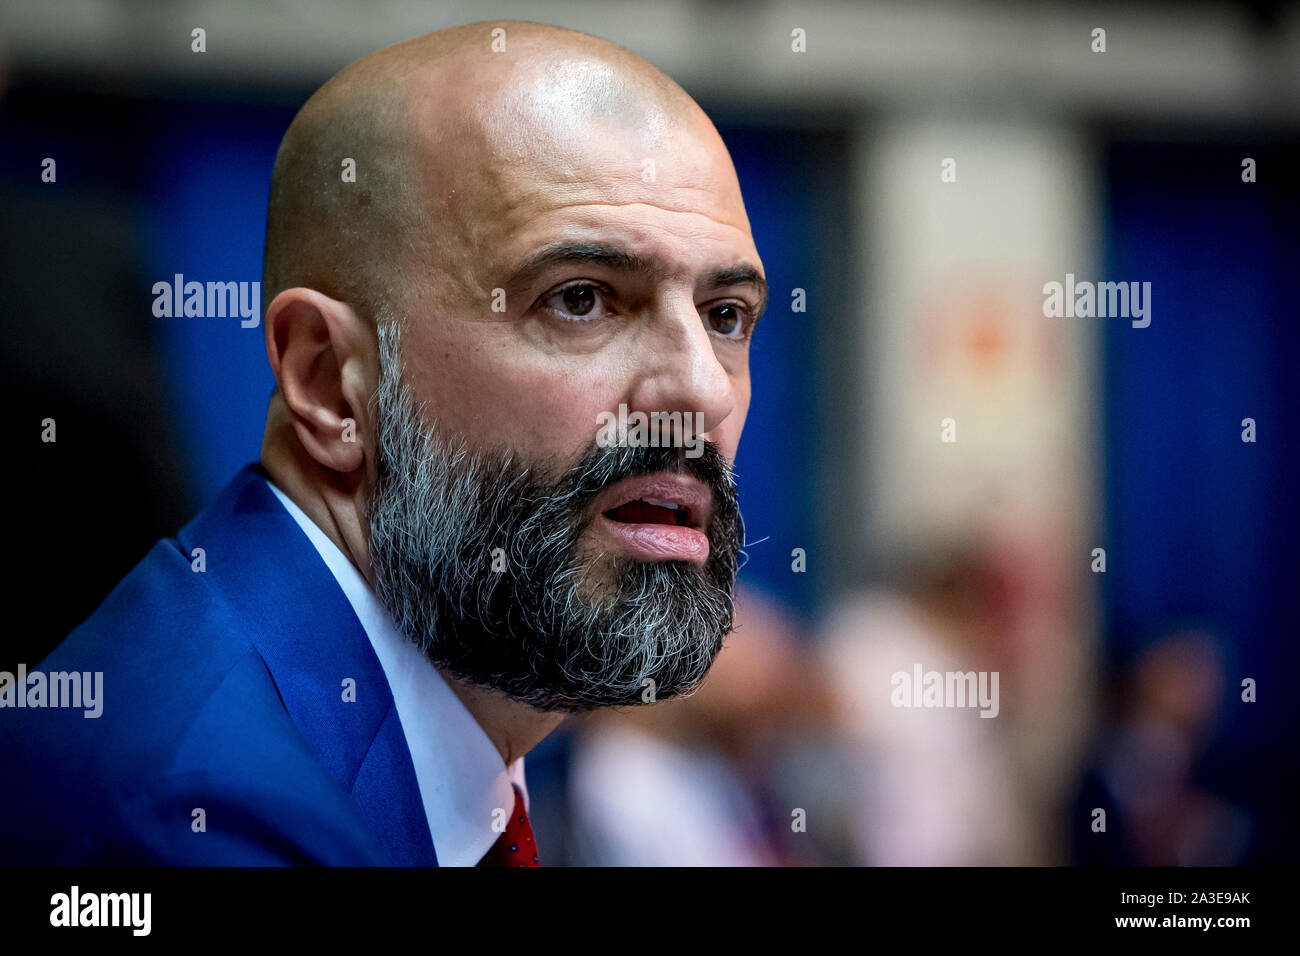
[{"xmin": 264, "ymin": 478, "xmax": 527, "ymax": 866}]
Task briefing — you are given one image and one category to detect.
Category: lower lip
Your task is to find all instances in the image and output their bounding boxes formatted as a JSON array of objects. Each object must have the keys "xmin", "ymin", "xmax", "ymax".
[{"xmin": 596, "ymin": 514, "xmax": 710, "ymax": 565}]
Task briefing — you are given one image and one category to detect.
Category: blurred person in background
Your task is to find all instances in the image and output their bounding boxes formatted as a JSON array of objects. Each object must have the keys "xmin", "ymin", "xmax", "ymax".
[
  {"xmin": 819, "ymin": 543, "xmax": 1032, "ymax": 865},
  {"xmin": 1072, "ymin": 630, "xmax": 1251, "ymax": 866},
  {"xmin": 818, "ymin": 487, "xmax": 1094, "ymax": 865}
]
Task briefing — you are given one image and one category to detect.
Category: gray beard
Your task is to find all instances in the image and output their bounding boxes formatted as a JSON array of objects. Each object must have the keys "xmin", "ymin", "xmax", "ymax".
[{"xmin": 365, "ymin": 321, "xmax": 744, "ymax": 713}]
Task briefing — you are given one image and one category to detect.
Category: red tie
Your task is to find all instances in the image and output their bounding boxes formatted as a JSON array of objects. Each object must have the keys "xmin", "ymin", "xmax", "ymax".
[{"xmin": 478, "ymin": 783, "xmax": 540, "ymax": 866}]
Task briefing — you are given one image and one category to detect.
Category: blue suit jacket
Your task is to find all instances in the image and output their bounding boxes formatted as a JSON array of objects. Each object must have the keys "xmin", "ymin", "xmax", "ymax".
[{"xmin": 0, "ymin": 463, "xmax": 439, "ymax": 865}]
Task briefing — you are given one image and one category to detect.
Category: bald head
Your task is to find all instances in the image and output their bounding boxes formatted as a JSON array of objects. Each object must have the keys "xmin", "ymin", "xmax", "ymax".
[{"xmin": 262, "ymin": 21, "xmax": 716, "ymax": 324}]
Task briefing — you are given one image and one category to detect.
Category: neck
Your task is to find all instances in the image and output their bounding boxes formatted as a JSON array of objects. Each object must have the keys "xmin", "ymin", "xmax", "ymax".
[
  {"xmin": 441, "ymin": 675, "xmax": 567, "ymax": 766},
  {"xmin": 261, "ymin": 405, "xmax": 372, "ymax": 585}
]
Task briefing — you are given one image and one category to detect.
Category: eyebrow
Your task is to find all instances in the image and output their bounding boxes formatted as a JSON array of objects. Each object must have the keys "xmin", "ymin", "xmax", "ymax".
[{"xmin": 508, "ymin": 241, "xmax": 768, "ymax": 321}]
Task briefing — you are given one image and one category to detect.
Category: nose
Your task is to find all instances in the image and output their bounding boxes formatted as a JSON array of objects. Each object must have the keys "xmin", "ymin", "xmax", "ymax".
[{"xmin": 624, "ymin": 293, "xmax": 737, "ymax": 445}]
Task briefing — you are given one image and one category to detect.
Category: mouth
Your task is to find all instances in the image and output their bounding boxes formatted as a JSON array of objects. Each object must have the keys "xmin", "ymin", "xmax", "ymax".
[{"xmin": 593, "ymin": 474, "xmax": 712, "ymax": 565}]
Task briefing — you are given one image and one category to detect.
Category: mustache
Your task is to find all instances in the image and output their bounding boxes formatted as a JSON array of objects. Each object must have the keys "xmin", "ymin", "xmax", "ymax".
[{"xmin": 542, "ymin": 438, "xmax": 738, "ymax": 536}]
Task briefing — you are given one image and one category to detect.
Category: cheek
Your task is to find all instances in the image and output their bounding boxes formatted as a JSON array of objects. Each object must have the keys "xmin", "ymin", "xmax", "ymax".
[
  {"xmin": 713, "ymin": 420, "xmax": 745, "ymax": 466},
  {"xmin": 411, "ymin": 348, "xmax": 619, "ymax": 460},
  {"xmin": 715, "ymin": 370, "xmax": 751, "ymax": 463},
  {"xmin": 501, "ymin": 365, "xmax": 616, "ymax": 458}
]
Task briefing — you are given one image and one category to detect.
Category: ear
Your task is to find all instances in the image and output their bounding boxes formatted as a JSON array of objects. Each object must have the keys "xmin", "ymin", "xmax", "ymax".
[{"xmin": 263, "ymin": 287, "xmax": 376, "ymax": 475}]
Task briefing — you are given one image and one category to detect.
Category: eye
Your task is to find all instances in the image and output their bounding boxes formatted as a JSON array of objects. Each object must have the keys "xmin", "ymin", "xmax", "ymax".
[
  {"xmin": 704, "ymin": 302, "xmax": 752, "ymax": 339},
  {"xmin": 542, "ymin": 282, "xmax": 614, "ymax": 322}
]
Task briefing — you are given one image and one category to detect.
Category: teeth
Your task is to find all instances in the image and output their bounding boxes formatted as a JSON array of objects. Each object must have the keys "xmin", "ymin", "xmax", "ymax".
[{"xmin": 640, "ymin": 497, "xmax": 680, "ymax": 510}]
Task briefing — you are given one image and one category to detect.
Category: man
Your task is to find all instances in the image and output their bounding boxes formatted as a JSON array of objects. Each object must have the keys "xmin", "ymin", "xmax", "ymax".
[{"xmin": 0, "ymin": 21, "xmax": 765, "ymax": 865}]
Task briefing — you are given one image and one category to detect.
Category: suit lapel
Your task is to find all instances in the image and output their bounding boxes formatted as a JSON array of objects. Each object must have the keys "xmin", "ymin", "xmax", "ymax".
[{"xmin": 178, "ymin": 463, "xmax": 437, "ymax": 865}]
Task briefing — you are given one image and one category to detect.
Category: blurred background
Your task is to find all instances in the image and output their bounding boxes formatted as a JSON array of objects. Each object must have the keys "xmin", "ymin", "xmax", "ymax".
[{"xmin": 2, "ymin": 0, "xmax": 1296, "ymax": 865}]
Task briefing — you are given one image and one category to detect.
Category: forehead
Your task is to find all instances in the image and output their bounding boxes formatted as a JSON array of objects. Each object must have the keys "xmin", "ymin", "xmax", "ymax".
[
  {"xmin": 410, "ymin": 61, "xmax": 758, "ymax": 281},
  {"xmin": 497, "ymin": 171, "xmax": 758, "ymax": 285}
]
